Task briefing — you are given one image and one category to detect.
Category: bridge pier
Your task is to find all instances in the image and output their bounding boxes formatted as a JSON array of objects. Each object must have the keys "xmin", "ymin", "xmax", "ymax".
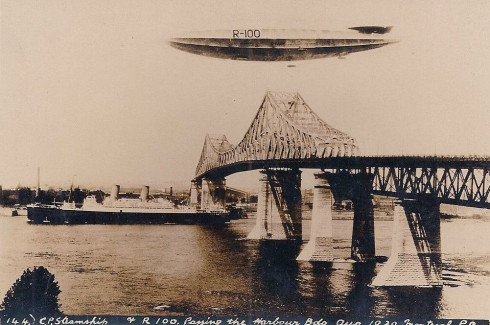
[
  {"xmin": 247, "ymin": 169, "xmax": 302, "ymax": 240},
  {"xmin": 351, "ymin": 174, "xmax": 375, "ymax": 262},
  {"xmin": 247, "ymin": 173, "xmax": 279, "ymax": 239},
  {"xmin": 297, "ymin": 172, "xmax": 334, "ymax": 261},
  {"xmin": 326, "ymin": 172, "xmax": 375, "ymax": 262},
  {"xmin": 190, "ymin": 180, "xmax": 201, "ymax": 207},
  {"xmin": 372, "ymin": 198, "xmax": 442, "ymax": 287},
  {"xmin": 200, "ymin": 178, "xmax": 226, "ymax": 211}
]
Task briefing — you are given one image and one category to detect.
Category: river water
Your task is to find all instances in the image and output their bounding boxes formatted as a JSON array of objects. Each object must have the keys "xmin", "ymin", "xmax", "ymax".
[{"xmin": 0, "ymin": 209, "xmax": 489, "ymax": 319}]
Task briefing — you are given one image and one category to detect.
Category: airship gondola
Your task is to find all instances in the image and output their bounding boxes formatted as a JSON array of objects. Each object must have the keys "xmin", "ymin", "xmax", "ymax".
[{"xmin": 169, "ymin": 27, "xmax": 396, "ymax": 61}]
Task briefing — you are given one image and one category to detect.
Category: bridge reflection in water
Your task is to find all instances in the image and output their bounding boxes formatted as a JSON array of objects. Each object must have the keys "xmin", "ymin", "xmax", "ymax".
[
  {"xmin": 202, "ymin": 223, "xmax": 444, "ymax": 317},
  {"xmin": 191, "ymin": 91, "xmax": 489, "ymax": 288}
]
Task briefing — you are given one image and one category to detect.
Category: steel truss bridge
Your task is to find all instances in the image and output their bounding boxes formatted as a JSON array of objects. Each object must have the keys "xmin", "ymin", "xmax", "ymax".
[
  {"xmin": 195, "ymin": 91, "xmax": 489, "ymax": 209},
  {"xmin": 193, "ymin": 91, "xmax": 488, "ymax": 286}
]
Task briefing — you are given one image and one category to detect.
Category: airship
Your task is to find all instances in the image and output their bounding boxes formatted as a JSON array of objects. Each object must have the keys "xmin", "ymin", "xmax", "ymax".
[{"xmin": 168, "ymin": 27, "xmax": 396, "ymax": 61}]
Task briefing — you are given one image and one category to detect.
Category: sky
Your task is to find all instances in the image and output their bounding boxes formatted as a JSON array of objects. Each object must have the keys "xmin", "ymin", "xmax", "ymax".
[{"xmin": 1, "ymin": 0, "xmax": 489, "ymax": 190}]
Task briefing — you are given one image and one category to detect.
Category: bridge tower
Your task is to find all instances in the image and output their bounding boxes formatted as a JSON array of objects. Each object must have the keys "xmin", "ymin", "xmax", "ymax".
[
  {"xmin": 372, "ymin": 198, "xmax": 442, "ymax": 287},
  {"xmin": 297, "ymin": 172, "xmax": 334, "ymax": 261},
  {"xmin": 200, "ymin": 178, "xmax": 227, "ymax": 211},
  {"xmin": 247, "ymin": 169, "xmax": 302, "ymax": 240}
]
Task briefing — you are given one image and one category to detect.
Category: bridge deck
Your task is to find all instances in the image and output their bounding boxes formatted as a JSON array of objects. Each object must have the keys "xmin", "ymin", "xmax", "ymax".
[
  {"xmin": 195, "ymin": 156, "xmax": 490, "ymax": 209},
  {"xmin": 196, "ymin": 156, "xmax": 490, "ymax": 179}
]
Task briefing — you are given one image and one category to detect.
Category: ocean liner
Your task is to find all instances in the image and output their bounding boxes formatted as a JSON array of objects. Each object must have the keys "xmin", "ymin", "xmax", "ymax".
[{"xmin": 27, "ymin": 185, "xmax": 229, "ymax": 225}]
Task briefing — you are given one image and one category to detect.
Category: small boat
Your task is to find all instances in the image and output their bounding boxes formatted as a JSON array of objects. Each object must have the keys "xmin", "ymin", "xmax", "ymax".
[{"xmin": 12, "ymin": 205, "xmax": 28, "ymax": 217}]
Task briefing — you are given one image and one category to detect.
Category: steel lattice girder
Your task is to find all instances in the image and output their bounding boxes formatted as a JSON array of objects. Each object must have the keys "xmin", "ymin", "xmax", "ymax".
[
  {"xmin": 368, "ymin": 165, "xmax": 490, "ymax": 209},
  {"xmin": 194, "ymin": 92, "xmax": 489, "ymax": 209},
  {"xmin": 194, "ymin": 157, "xmax": 490, "ymax": 209},
  {"xmin": 195, "ymin": 91, "xmax": 358, "ymax": 177}
]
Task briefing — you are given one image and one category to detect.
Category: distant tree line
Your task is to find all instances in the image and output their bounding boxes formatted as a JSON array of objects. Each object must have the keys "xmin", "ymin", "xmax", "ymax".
[
  {"xmin": 0, "ymin": 187, "xmax": 106, "ymax": 206},
  {"xmin": 1, "ymin": 187, "xmax": 36, "ymax": 206}
]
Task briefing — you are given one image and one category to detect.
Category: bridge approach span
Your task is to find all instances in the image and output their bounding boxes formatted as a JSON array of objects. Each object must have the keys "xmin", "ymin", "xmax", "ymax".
[{"xmin": 195, "ymin": 155, "xmax": 490, "ymax": 209}]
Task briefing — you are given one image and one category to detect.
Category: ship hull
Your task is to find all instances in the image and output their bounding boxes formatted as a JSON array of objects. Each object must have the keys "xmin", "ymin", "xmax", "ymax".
[{"xmin": 27, "ymin": 206, "xmax": 230, "ymax": 225}]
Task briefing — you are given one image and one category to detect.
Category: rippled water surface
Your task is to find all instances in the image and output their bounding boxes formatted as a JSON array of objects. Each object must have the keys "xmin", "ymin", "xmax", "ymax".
[{"xmin": 0, "ymin": 210, "xmax": 489, "ymax": 318}]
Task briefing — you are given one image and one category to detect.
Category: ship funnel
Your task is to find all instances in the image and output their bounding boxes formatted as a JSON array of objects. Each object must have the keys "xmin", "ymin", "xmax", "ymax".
[
  {"xmin": 110, "ymin": 184, "xmax": 120, "ymax": 201},
  {"xmin": 140, "ymin": 185, "xmax": 149, "ymax": 202}
]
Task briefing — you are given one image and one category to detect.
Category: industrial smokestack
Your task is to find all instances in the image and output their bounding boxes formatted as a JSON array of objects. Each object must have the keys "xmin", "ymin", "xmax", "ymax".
[
  {"xmin": 110, "ymin": 184, "xmax": 120, "ymax": 201},
  {"xmin": 37, "ymin": 167, "xmax": 40, "ymax": 197},
  {"xmin": 140, "ymin": 185, "xmax": 149, "ymax": 202},
  {"xmin": 170, "ymin": 186, "xmax": 173, "ymax": 197}
]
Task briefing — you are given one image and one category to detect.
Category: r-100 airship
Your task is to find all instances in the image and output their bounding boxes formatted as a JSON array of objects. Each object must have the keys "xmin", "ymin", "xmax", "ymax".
[{"xmin": 168, "ymin": 27, "xmax": 396, "ymax": 61}]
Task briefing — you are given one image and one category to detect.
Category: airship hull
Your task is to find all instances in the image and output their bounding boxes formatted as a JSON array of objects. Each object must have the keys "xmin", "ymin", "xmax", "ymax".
[{"xmin": 169, "ymin": 29, "xmax": 396, "ymax": 61}]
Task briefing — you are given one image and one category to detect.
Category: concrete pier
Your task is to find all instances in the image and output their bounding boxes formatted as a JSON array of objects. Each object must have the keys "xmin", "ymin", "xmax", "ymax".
[
  {"xmin": 297, "ymin": 173, "xmax": 334, "ymax": 261},
  {"xmin": 190, "ymin": 180, "xmax": 201, "ymax": 207},
  {"xmin": 200, "ymin": 178, "xmax": 226, "ymax": 211},
  {"xmin": 247, "ymin": 169, "xmax": 302, "ymax": 240},
  {"xmin": 325, "ymin": 172, "xmax": 375, "ymax": 262},
  {"xmin": 372, "ymin": 199, "xmax": 442, "ymax": 287},
  {"xmin": 351, "ymin": 173, "xmax": 375, "ymax": 262},
  {"xmin": 247, "ymin": 173, "xmax": 283, "ymax": 239},
  {"xmin": 201, "ymin": 178, "xmax": 210, "ymax": 211}
]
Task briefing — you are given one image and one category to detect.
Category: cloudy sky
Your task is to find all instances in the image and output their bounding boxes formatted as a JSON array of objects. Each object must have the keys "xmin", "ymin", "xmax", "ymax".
[{"xmin": 1, "ymin": 0, "xmax": 489, "ymax": 190}]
